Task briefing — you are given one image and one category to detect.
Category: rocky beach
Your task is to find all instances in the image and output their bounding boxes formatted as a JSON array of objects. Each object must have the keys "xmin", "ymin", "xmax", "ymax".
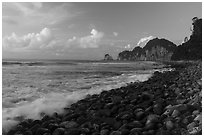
[{"xmin": 5, "ymin": 61, "xmax": 202, "ymax": 135}]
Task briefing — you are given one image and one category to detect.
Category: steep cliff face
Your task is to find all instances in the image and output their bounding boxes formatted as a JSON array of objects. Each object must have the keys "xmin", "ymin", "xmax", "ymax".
[
  {"xmin": 171, "ymin": 18, "xmax": 202, "ymax": 60},
  {"xmin": 118, "ymin": 38, "xmax": 177, "ymax": 61}
]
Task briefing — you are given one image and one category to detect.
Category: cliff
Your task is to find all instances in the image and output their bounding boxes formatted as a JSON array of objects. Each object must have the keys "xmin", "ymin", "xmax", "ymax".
[
  {"xmin": 118, "ymin": 38, "xmax": 177, "ymax": 61},
  {"xmin": 171, "ymin": 17, "xmax": 202, "ymax": 60}
]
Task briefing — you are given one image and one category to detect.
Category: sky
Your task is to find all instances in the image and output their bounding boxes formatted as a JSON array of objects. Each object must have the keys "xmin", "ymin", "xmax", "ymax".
[{"xmin": 2, "ymin": 2, "xmax": 202, "ymax": 60}]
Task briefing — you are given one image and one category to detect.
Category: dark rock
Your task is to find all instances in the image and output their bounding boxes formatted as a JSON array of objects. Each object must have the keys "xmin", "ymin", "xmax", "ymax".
[
  {"xmin": 60, "ymin": 121, "xmax": 78, "ymax": 128},
  {"xmin": 110, "ymin": 131, "xmax": 122, "ymax": 135},
  {"xmin": 153, "ymin": 103, "xmax": 163, "ymax": 115},
  {"xmin": 52, "ymin": 128, "xmax": 65, "ymax": 135},
  {"xmin": 29, "ymin": 124, "xmax": 41, "ymax": 134},
  {"xmin": 130, "ymin": 128, "xmax": 143, "ymax": 135},
  {"xmin": 127, "ymin": 121, "xmax": 143, "ymax": 128},
  {"xmin": 64, "ymin": 128, "xmax": 81, "ymax": 135},
  {"xmin": 24, "ymin": 130, "xmax": 32, "ymax": 135},
  {"xmin": 81, "ymin": 128, "xmax": 90, "ymax": 134},
  {"xmin": 165, "ymin": 120, "xmax": 174, "ymax": 130},
  {"xmin": 36, "ymin": 128, "xmax": 50, "ymax": 135},
  {"xmin": 100, "ymin": 129, "xmax": 110, "ymax": 135},
  {"xmin": 48, "ymin": 123, "xmax": 59, "ymax": 131},
  {"xmin": 120, "ymin": 128, "xmax": 130, "ymax": 135},
  {"xmin": 111, "ymin": 96, "xmax": 123, "ymax": 104},
  {"xmin": 134, "ymin": 110, "xmax": 145, "ymax": 120}
]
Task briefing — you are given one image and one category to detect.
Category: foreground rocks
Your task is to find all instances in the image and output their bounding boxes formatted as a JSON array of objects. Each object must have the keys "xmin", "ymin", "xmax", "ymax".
[{"xmin": 6, "ymin": 61, "xmax": 202, "ymax": 135}]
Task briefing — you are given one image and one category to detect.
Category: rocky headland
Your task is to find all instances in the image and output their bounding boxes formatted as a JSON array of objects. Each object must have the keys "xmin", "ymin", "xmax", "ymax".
[{"xmin": 5, "ymin": 61, "xmax": 202, "ymax": 135}]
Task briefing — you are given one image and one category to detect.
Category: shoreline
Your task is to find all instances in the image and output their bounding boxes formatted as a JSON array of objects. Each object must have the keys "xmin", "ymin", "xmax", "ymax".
[{"xmin": 5, "ymin": 61, "xmax": 202, "ymax": 135}]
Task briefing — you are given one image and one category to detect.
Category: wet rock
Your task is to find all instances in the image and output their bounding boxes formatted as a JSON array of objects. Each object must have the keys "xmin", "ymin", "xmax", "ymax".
[
  {"xmin": 100, "ymin": 129, "xmax": 110, "ymax": 135},
  {"xmin": 24, "ymin": 130, "xmax": 32, "ymax": 135},
  {"xmin": 130, "ymin": 128, "xmax": 143, "ymax": 135},
  {"xmin": 145, "ymin": 122, "xmax": 157, "ymax": 130},
  {"xmin": 80, "ymin": 128, "xmax": 89, "ymax": 134},
  {"xmin": 64, "ymin": 128, "xmax": 81, "ymax": 135},
  {"xmin": 192, "ymin": 110, "xmax": 200, "ymax": 115},
  {"xmin": 153, "ymin": 103, "xmax": 163, "ymax": 115},
  {"xmin": 146, "ymin": 114, "xmax": 160, "ymax": 125},
  {"xmin": 111, "ymin": 96, "xmax": 123, "ymax": 104},
  {"xmin": 29, "ymin": 124, "xmax": 41, "ymax": 134},
  {"xmin": 194, "ymin": 114, "xmax": 202, "ymax": 123},
  {"xmin": 36, "ymin": 128, "xmax": 50, "ymax": 135},
  {"xmin": 48, "ymin": 123, "xmax": 59, "ymax": 131},
  {"xmin": 171, "ymin": 109, "xmax": 180, "ymax": 118},
  {"xmin": 127, "ymin": 121, "xmax": 143, "ymax": 128},
  {"xmin": 52, "ymin": 128, "xmax": 65, "ymax": 135},
  {"xmin": 120, "ymin": 128, "xmax": 130, "ymax": 135},
  {"xmin": 134, "ymin": 110, "xmax": 145, "ymax": 120},
  {"xmin": 165, "ymin": 120, "xmax": 174, "ymax": 130},
  {"xmin": 60, "ymin": 121, "xmax": 79, "ymax": 128},
  {"xmin": 110, "ymin": 131, "xmax": 122, "ymax": 135},
  {"xmin": 187, "ymin": 122, "xmax": 196, "ymax": 131}
]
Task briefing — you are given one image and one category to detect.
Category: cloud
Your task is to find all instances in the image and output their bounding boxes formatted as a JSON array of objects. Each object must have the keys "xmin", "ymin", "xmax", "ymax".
[
  {"xmin": 67, "ymin": 29, "xmax": 104, "ymax": 48},
  {"xmin": 3, "ymin": 28, "xmax": 56, "ymax": 51},
  {"xmin": 137, "ymin": 36, "xmax": 155, "ymax": 48},
  {"xmin": 113, "ymin": 32, "xmax": 118, "ymax": 37},
  {"xmin": 3, "ymin": 3, "xmax": 81, "ymax": 27}
]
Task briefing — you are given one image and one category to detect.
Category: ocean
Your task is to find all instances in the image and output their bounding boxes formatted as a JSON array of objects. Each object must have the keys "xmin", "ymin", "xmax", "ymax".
[{"xmin": 2, "ymin": 59, "xmax": 168, "ymax": 132}]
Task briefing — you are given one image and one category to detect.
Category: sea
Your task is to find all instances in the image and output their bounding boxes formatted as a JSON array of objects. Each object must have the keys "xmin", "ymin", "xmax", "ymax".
[{"xmin": 2, "ymin": 59, "xmax": 170, "ymax": 132}]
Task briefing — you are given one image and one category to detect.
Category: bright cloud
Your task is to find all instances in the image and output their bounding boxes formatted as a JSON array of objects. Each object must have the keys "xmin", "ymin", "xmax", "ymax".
[
  {"xmin": 137, "ymin": 36, "xmax": 155, "ymax": 48},
  {"xmin": 3, "ymin": 28, "xmax": 56, "ymax": 51},
  {"xmin": 67, "ymin": 29, "xmax": 104, "ymax": 48},
  {"xmin": 113, "ymin": 32, "xmax": 118, "ymax": 37}
]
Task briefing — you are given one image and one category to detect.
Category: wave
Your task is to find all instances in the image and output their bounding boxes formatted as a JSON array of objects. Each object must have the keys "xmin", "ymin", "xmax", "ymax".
[
  {"xmin": 2, "ymin": 61, "xmax": 78, "ymax": 66},
  {"xmin": 2, "ymin": 70, "xmax": 153, "ymax": 133}
]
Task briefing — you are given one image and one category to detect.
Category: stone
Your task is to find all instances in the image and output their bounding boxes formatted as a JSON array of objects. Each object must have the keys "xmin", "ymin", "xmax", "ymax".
[
  {"xmin": 111, "ymin": 96, "xmax": 123, "ymax": 104},
  {"xmin": 48, "ymin": 123, "xmax": 59, "ymax": 131},
  {"xmin": 64, "ymin": 128, "xmax": 81, "ymax": 135},
  {"xmin": 145, "ymin": 122, "xmax": 156, "ymax": 130},
  {"xmin": 146, "ymin": 114, "xmax": 160, "ymax": 125},
  {"xmin": 127, "ymin": 121, "xmax": 143, "ymax": 128},
  {"xmin": 110, "ymin": 131, "xmax": 122, "ymax": 135},
  {"xmin": 52, "ymin": 128, "xmax": 65, "ymax": 135},
  {"xmin": 80, "ymin": 128, "xmax": 90, "ymax": 134},
  {"xmin": 187, "ymin": 122, "xmax": 196, "ymax": 131},
  {"xmin": 24, "ymin": 130, "xmax": 32, "ymax": 135},
  {"xmin": 134, "ymin": 111, "xmax": 145, "ymax": 120},
  {"xmin": 192, "ymin": 110, "xmax": 200, "ymax": 115},
  {"xmin": 120, "ymin": 128, "xmax": 130, "ymax": 135},
  {"xmin": 165, "ymin": 120, "xmax": 174, "ymax": 130},
  {"xmin": 100, "ymin": 129, "xmax": 110, "ymax": 135},
  {"xmin": 153, "ymin": 103, "xmax": 163, "ymax": 115},
  {"xmin": 60, "ymin": 121, "xmax": 78, "ymax": 129},
  {"xmin": 194, "ymin": 114, "xmax": 202, "ymax": 123},
  {"xmin": 171, "ymin": 109, "xmax": 180, "ymax": 118},
  {"xmin": 130, "ymin": 128, "xmax": 143, "ymax": 135},
  {"xmin": 36, "ymin": 128, "xmax": 50, "ymax": 135},
  {"xmin": 29, "ymin": 124, "xmax": 41, "ymax": 134}
]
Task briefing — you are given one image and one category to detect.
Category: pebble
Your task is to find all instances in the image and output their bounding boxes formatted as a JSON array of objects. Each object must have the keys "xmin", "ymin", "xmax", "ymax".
[
  {"xmin": 52, "ymin": 128, "xmax": 65, "ymax": 135},
  {"xmin": 100, "ymin": 129, "xmax": 110, "ymax": 135},
  {"xmin": 60, "ymin": 121, "xmax": 78, "ymax": 128},
  {"xmin": 194, "ymin": 114, "xmax": 202, "ymax": 123},
  {"xmin": 165, "ymin": 120, "xmax": 174, "ymax": 130},
  {"xmin": 187, "ymin": 122, "xmax": 196, "ymax": 131},
  {"xmin": 110, "ymin": 131, "xmax": 122, "ymax": 135},
  {"xmin": 171, "ymin": 109, "xmax": 180, "ymax": 117}
]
